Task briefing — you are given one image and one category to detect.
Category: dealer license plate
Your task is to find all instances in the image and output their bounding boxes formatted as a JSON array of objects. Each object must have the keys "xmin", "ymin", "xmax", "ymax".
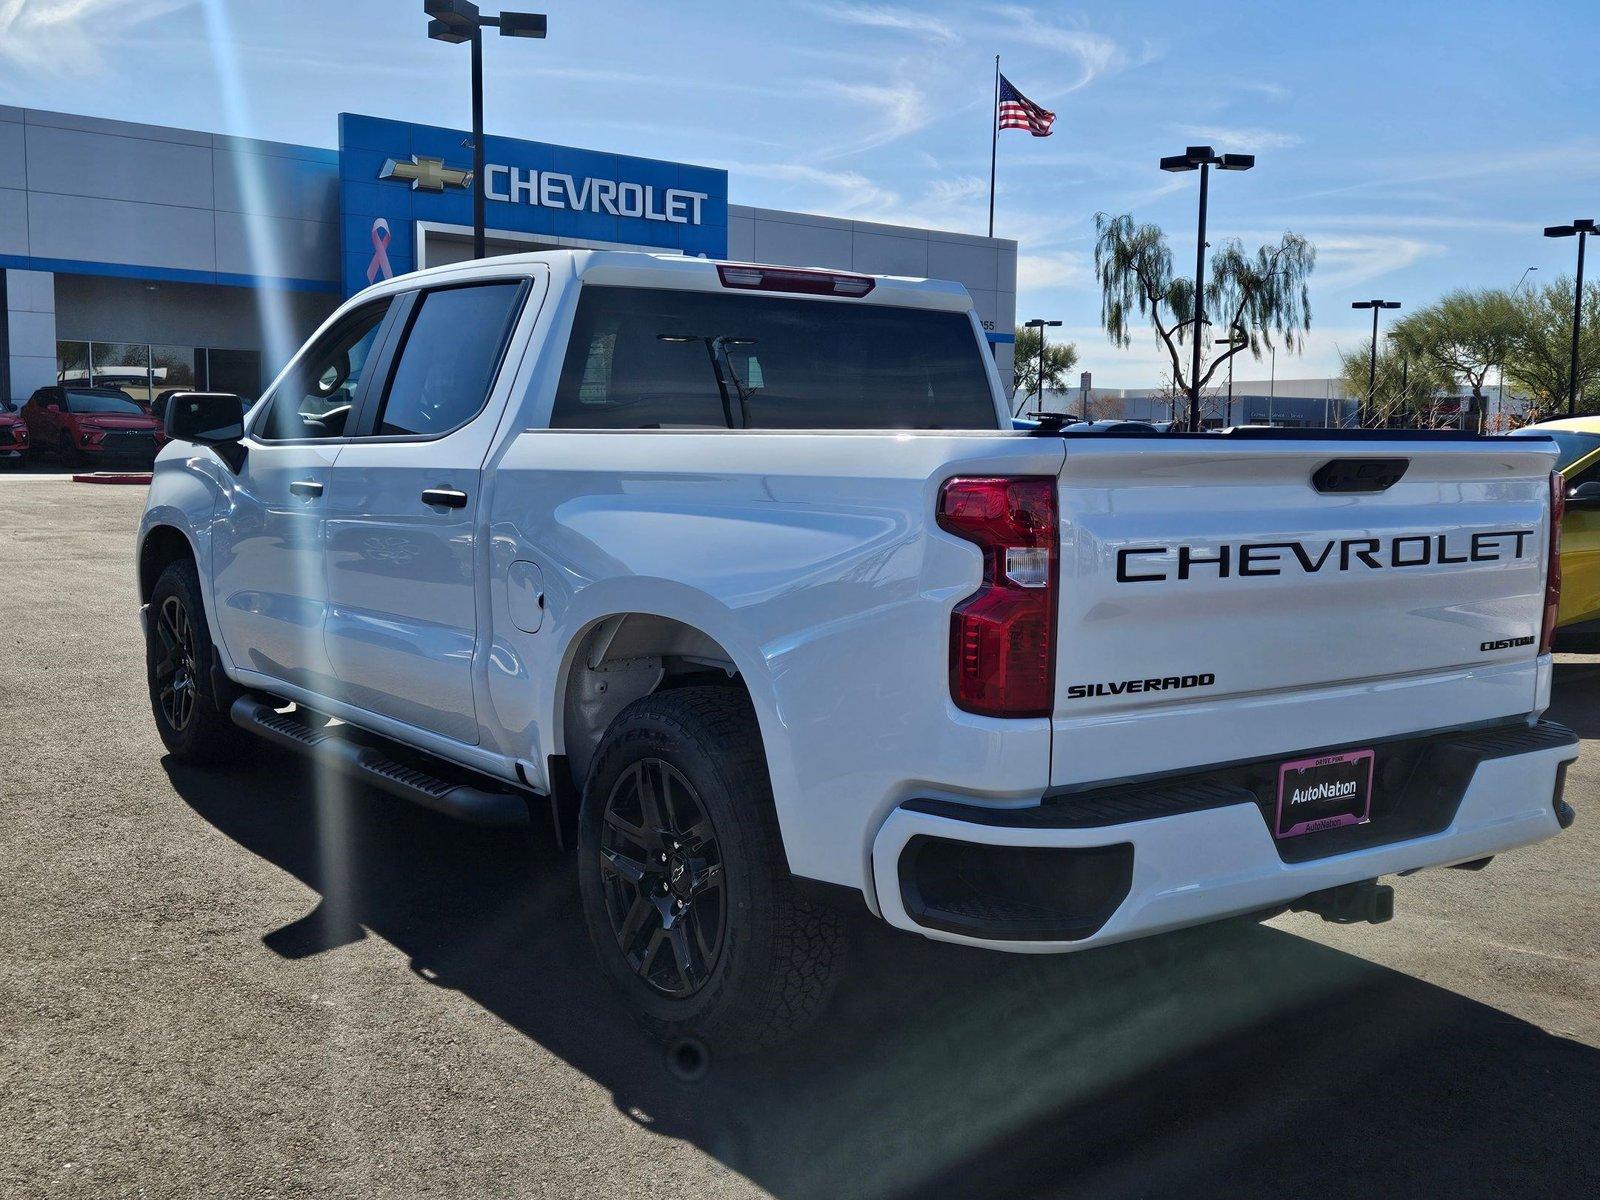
[{"xmin": 1274, "ymin": 749, "xmax": 1374, "ymax": 839}]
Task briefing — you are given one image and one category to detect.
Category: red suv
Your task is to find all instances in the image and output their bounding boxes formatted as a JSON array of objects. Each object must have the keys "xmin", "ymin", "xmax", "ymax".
[
  {"xmin": 0, "ymin": 400, "xmax": 28, "ymax": 466},
  {"xmin": 22, "ymin": 386, "xmax": 166, "ymax": 464}
]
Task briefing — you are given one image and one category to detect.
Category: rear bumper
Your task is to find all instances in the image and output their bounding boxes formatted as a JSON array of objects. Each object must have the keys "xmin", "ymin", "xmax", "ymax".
[{"xmin": 870, "ymin": 720, "xmax": 1578, "ymax": 952}]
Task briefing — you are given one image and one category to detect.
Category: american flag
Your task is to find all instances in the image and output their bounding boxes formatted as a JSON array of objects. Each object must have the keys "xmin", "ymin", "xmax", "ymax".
[{"xmin": 997, "ymin": 75, "xmax": 1055, "ymax": 137}]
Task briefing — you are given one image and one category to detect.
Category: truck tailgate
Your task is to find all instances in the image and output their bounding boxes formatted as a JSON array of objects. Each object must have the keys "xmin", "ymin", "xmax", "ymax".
[{"xmin": 1050, "ymin": 435, "xmax": 1558, "ymax": 788}]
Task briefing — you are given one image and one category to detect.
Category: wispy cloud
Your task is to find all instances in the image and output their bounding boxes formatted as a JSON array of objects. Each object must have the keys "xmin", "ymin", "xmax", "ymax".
[
  {"xmin": 0, "ymin": 0, "xmax": 192, "ymax": 70},
  {"xmin": 1018, "ymin": 250, "xmax": 1091, "ymax": 290},
  {"xmin": 732, "ymin": 162, "xmax": 903, "ymax": 217},
  {"xmin": 1288, "ymin": 140, "xmax": 1600, "ymax": 203},
  {"xmin": 813, "ymin": 78, "xmax": 931, "ymax": 158},
  {"xmin": 1307, "ymin": 233, "xmax": 1446, "ymax": 289},
  {"xmin": 993, "ymin": 5, "xmax": 1138, "ymax": 93},
  {"xmin": 1173, "ymin": 125, "xmax": 1304, "ymax": 152},
  {"xmin": 808, "ymin": 2, "xmax": 956, "ymax": 43}
]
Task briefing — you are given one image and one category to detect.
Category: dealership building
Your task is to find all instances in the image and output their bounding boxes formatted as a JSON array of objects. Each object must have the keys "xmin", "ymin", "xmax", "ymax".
[{"xmin": 0, "ymin": 105, "xmax": 1018, "ymax": 407}]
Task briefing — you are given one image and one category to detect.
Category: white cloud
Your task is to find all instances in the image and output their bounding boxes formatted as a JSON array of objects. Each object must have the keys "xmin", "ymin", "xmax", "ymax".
[
  {"xmin": 1309, "ymin": 234, "xmax": 1446, "ymax": 288},
  {"xmin": 813, "ymin": 79, "xmax": 931, "ymax": 158},
  {"xmin": 808, "ymin": 3, "xmax": 957, "ymax": 43},
  {"xmin": 1018, "ymin": 250, "xmax": 1091, "ymax": 290},
  {"xmin": 0, "ymin": 0, "xmax": 191, "ymax": 70},
  {"xmin": 993, "ymin": 5, "xmax": 1134, "ymax": 92},
  {"xmin": 1173, "ymin": 125, "xmax": 1304, "ymax": 152},
  {"xmin": 732, "ymin": 161, "xmax": 903, "ymax": 216}
]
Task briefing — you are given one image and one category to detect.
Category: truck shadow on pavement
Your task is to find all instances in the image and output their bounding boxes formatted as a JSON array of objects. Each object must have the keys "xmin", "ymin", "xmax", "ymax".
[{"xmin": 166, "ymin": 757, "xmax": 1599, "ymax": 1200}]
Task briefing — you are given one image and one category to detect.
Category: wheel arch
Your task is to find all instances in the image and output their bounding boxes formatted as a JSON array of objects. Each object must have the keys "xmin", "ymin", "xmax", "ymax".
[
  {"xmin": 556, "ymin": 610, "xmax": 760, "ymax": 787},
  {"xmin": 138, "ymin": 523, "xmax": 198, "ymax": 605}
]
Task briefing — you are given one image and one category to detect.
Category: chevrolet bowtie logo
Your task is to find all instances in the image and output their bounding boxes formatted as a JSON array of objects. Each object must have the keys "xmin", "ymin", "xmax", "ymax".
[{"xmin": 378, "ymin": 154, "xmax": 474, "ymax": 192}]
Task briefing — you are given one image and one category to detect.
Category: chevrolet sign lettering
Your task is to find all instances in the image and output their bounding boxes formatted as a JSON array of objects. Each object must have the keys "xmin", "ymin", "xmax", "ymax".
[
  {"xmin": 1115, "ymin": 529, "xmax": 1535, "ymax": 583},
  {"xmin": 483, "ymin": 164, "xmax": 709, "ymax": 225}
]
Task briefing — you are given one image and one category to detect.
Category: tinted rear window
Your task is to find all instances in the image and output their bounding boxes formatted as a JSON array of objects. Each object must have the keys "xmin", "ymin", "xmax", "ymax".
[{"xmin": 550, "ymin": 285, "xmax": 998, "ymax": 430}]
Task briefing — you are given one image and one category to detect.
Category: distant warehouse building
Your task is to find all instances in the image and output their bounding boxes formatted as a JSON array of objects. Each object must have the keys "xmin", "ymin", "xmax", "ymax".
[
  {"xmin": 1026, "ymin": 376, "xmax": 1519, "ymax": 430},
  {"xmin": 1, "ymin": 106, "xmax": 1016, "ymax": 406}
]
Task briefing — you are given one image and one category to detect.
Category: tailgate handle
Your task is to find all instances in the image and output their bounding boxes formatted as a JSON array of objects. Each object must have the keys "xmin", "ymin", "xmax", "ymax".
[{"xmin": 1312, "ymin": 458, "xmax": 1408, "ymax": 494}]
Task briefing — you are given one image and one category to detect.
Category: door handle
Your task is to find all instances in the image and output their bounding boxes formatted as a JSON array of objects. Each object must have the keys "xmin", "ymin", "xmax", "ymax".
[
  {"xmin": 421, "ymin": 487, "xmax": 469, "ymax": 509},
  {"xmin": 289, "ymin": 479, "xmax": 323, "ymax": 498}
]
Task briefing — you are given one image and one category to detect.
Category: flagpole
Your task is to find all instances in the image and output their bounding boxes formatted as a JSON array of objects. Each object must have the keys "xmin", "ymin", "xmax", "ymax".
[{"xmin": 987, "ymin": 55, "xmax": 999, "ymax": 237}]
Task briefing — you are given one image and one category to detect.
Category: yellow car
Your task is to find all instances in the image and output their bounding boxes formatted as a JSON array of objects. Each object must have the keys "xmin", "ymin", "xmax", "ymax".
[{"xmin": 1511, "ymin": 416, "xmax": 1600, "ymax": 648}]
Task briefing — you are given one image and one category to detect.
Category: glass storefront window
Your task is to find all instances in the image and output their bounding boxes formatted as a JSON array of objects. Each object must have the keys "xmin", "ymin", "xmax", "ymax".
[
  {"xmin": 206, "ymin": 349, "xmax": 263, "ymax": 402},
  {"xmin": 56, "ymin": 341, "xmax": 263, "ymax": 407},
  {"xmin": 56, "ymin": 341, "xmax": 90, "ymax": 389},
  {"xmin": 91, "ymin": 342, "xmax": 153, "ymax": 403},
  {"xmin": 151, "ymin": 346, "xmax": 203, "ymax": 401}
]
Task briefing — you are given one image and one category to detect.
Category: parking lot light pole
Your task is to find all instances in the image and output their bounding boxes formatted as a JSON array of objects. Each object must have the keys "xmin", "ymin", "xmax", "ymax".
[
  {"xmin": 1545, "ymin": 219, "xmax": 1596, "ymax": 416},
  {"xmin": 1023, "ymin": 318, "xmax": 1061, "ymax": 414},
  {"xmin": 1352, "ymin": 300, "xmax": 1401, "ymax": 427},
  {"xmin": 1160, "ymin": 146, "xmax": 1255, "ymax": 431},
  {"xmin": 424, "ymin": 1, "xmax": 547, "ymax": 261},
  {"xmin": 1214, "ymin": 330, "xmax": 1247, "ymax": 426}
]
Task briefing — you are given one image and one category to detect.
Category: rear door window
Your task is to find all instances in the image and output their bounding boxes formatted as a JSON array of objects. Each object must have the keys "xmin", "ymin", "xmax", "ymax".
[{"xmin": 550, "ymin": 285, "xmax": 999, "ymax": 430}]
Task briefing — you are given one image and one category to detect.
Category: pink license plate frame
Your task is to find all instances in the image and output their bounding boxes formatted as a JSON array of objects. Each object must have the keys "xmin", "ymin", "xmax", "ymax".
[{"xmin": 1275, "ymin": 749, "xmax": 1375, "ymax": 839}]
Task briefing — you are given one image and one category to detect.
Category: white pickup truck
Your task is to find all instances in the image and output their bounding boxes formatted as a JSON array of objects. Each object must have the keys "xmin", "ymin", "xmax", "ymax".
[{"xmin": 138, "ymin": 250, "xmax": 1578, "ymax": 1048}]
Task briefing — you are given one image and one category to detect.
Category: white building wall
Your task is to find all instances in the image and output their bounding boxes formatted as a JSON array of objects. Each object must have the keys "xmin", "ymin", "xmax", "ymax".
[{"xmin": 5, "ymin": 268, "xmax": 55, "ymax": 399}]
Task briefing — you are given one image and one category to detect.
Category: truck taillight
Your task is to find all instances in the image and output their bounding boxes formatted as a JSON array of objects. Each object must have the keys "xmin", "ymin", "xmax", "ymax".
[
  {"xmin": 1541, "ymin": 469, "xmax": 1564, "ymax": 655},
  {"xmin": 937, "ymin": 477, "xmax": 1058, "ymax": 717}
]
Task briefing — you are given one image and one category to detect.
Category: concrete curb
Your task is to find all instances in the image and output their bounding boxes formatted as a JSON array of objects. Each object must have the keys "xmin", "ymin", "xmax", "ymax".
[{"xmin": 72, "ymin": 472, "xmax": 153, "ymax": 485}]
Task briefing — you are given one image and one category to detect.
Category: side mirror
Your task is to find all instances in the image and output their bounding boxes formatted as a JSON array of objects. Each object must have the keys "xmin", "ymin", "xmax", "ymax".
[
  {"xmin": 1567, "ymin": 480, "xmax": 1600, "ymax": 509},
  {"xmin": 165, "ymin": 392, "xmax": 245, "ymax": 444}
]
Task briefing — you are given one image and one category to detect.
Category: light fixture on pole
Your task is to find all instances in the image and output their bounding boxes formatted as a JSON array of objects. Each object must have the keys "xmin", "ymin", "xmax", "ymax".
[
  {"xmin": 1022, "ymin": 318, "xmax": 1061, "ymax": 416},
  {"xmin": 1160, "ymin": 145, "xmax": 1255, "ymax": 431},
  {"xmin": 424, "ymin": 1, "xmax": 547, "ymax": 261},
  {"xmin": 1514, "ymin": 265, "xmax": 1539, "ymax": 293},
  {"xmin": 1545, "ymin": 219, "xmax": 1595, "ymax": 417},
  {"xmin": 1351, "ymin": 300, "xmax": 1401, "ymax": 427}
]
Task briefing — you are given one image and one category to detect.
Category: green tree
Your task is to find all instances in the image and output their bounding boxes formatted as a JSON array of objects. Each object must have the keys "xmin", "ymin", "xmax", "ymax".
[
  {"xmin": 1504, "ymin": 276, "xmax": 1600, "ymax": 418},
  {"xmin": 1338, "ymin": 343, "xmax": 1454, "ymax": 428},
  {"xmin": 1012, "ymin": 325, "xmax": 1080, "ymax": 413},
  {"xmin": 1388, "ymin": 289, "xmax": 1518, "ymax": 420},
  {"xmin": 1093, "ymin": 212, "xmax": 1315, "ymax": 424}
]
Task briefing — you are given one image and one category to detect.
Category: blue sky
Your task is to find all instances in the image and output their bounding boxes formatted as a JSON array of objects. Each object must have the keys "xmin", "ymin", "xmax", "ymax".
[{"xmin": 2, "ymin": 0, "xmax": 1597, "ymax": 386}]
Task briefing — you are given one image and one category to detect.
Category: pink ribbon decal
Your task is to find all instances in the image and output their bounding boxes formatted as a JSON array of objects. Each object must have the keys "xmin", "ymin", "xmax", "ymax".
[{"xmin": 366, "ymin": 218, "xmax": 394, "ymax": 283}]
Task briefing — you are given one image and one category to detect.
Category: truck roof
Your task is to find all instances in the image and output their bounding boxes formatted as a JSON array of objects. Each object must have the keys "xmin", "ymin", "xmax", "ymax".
[{"xmin": 356, "ymin": 248, "xmax": 976, "ymax": 312}]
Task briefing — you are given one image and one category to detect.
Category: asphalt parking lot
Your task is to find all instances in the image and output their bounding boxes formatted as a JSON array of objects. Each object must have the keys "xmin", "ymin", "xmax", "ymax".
[{"xmin": 2, "ymin": 475, "xmax": 1596, "ymax": 1199}]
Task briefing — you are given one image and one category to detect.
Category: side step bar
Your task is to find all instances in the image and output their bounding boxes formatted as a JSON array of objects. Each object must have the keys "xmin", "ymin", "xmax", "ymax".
[{"xmin": 230, "ymin": 695, "xmax": 532, "ymax": 828}]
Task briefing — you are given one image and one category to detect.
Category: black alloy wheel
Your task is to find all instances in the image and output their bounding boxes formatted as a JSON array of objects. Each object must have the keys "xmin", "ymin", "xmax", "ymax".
[
  {"xmin": 153, "ymin": 594, "xmax": 199, "ymax": 733},
  {"xmin": 598, "ymin": 758, "xmax": 726, "ymax": 997}
]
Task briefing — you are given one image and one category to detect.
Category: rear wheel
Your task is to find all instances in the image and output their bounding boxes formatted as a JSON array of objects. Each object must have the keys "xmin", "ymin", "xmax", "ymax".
[
  {"xmin": 145, "ymin": 559, "xmax": 248, "ymax": 762},
  {"xmin": 577, "ymin": 687, "xmax": 845, "ymax": 1049}
]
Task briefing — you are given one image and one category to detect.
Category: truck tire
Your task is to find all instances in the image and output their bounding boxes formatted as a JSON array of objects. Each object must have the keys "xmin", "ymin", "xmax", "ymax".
[
  {"xmin": 145, "ymin": 559, "xmax": 247, "ymax": 763},
  {"xmin": 577, "ymin": 686, "xmax": 845, "ymax": 1050}
]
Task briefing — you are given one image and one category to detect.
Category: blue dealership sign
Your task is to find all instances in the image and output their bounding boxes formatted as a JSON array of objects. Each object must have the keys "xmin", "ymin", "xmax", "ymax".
[{"xmin": 338, "ymin": 113, "xmax": 729, "ymax": 296}]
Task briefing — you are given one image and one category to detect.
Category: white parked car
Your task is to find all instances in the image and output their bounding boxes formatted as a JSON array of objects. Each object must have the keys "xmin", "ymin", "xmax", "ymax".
[{"xmin": 138, "ymin": 250, "xmax": 1577, "ymax": 1047}]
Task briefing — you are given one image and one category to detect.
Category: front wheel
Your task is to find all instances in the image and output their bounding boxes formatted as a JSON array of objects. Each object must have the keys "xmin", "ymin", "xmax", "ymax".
[
  {"xmin": 577, "ymin": 687, "xmax": 845, "ymax": 1050},
  {"xmin": 145, "ymin": 559, "xmax": 248, "ymax": 762}
]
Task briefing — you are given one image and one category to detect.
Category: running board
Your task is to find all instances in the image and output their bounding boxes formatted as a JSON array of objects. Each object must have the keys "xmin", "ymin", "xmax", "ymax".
[{"xmin": 230, "ymin": 696, "xmax": 532, "ymax": 827}]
